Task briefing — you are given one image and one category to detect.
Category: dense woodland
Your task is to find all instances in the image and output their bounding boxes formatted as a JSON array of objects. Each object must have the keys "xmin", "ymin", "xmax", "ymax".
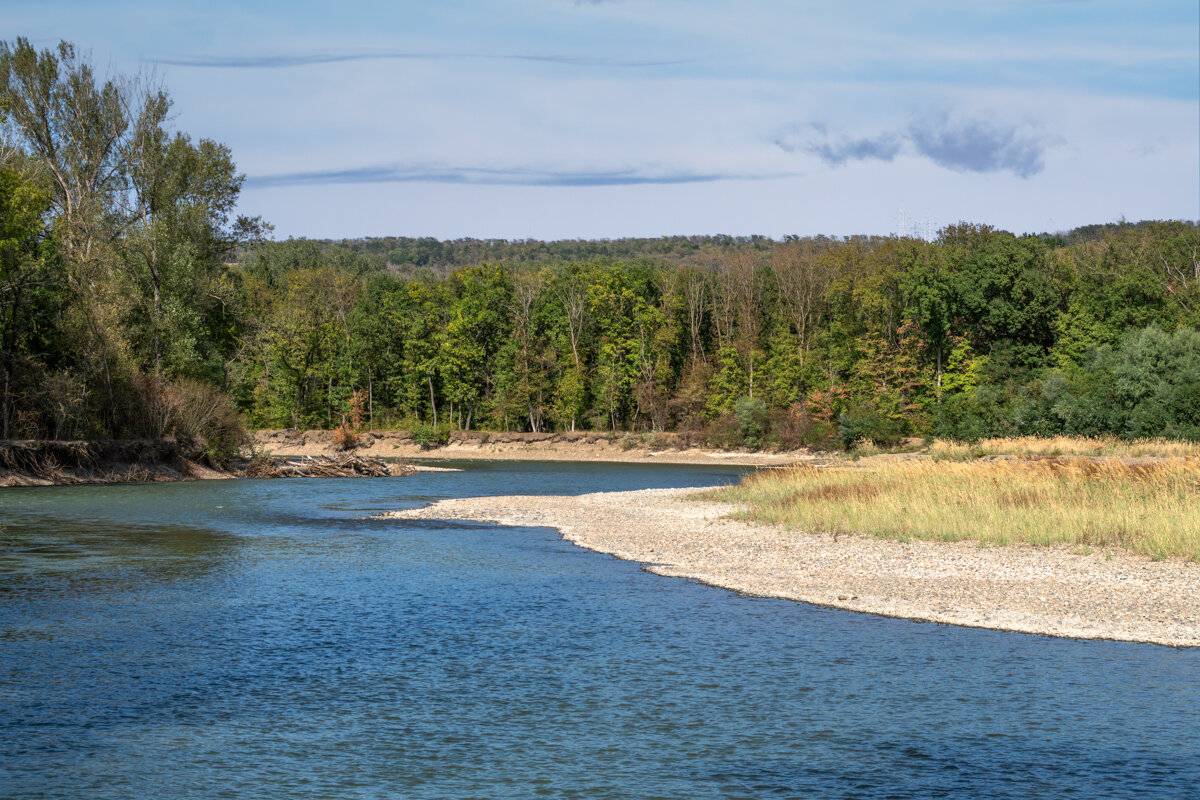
[{"xmin": 2, "ymin": 39, "xmax": 1199, "ymax": 457}]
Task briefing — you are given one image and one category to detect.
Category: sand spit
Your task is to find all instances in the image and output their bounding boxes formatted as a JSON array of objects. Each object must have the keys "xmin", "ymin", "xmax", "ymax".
[{"xmin": 384, "ymin": 487, "xmax": 1200, "ymax": 647}]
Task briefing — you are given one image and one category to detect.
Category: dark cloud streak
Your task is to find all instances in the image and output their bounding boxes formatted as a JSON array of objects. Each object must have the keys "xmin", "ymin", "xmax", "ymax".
[
  {"xmin": 155, "ymin": 50, "xmax": 692, "ymax": 69},
  {"xmin": 807, "ymin": 134, "xmax": 902, "ymax": 166},
  {"xmin": 244, "ymin": 164, "xmax": 769, "ymax": 189}
]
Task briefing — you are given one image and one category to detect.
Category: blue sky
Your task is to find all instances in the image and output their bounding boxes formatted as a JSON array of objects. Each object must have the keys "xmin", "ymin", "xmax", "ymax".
[{"xmin": 5, "ymin": 0, "xmax": 1197, "ymax": 240}]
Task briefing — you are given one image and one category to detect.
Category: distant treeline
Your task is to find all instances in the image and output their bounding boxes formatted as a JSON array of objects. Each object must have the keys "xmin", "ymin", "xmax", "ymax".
[
  {"xmin": 2, "ymin": 37, "xmax": 1199, "ymax": 453},
  {"xmin": 231, "ymin": 222, "xmax": 1200, "ymax": 447},
  {"xmin": 271, "ymin": 222, "xmax": 1150, "ymax": 277}
]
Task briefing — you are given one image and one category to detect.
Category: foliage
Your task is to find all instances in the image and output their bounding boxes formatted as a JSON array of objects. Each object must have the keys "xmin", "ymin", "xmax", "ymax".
[
  {"xmin": 410, "ymin": 421, "xmax": 450, "ymax": 449},
  {"xmin": 332, "ymin": 422, "xmax": 358, "ymax": 451},
  {"xmin": 133, "ymin": 376, "xmax": 247, "ymax": 464},
  {"xmin": 734, "ymin": 396, "xmax": 768, "ymax": 448},
  {"xmin": 838, "ymin": 400, "xmax": 905, "ymax": 449},
  {"xmin": 0, "ymin": 37, "xmax": 262, "ymax": 442},
  {"xmin": 3, "ymin": 38, "xmax": 1200, "ymax": 452}
]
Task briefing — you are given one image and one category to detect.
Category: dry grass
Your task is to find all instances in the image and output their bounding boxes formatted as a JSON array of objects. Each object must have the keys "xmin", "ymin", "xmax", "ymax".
[
  {"xmin": 711, "ymin": 457, "xmax": 1200, "ymax": 562},
  {"xmin": 926, "ymin": 435, "xmax": 1200, "ymax": 460}
]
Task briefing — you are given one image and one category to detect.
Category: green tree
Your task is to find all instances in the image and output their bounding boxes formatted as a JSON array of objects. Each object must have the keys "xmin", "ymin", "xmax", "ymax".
[{"xmin": 0, "ymin": 168, "xmax": 60, "ymax": 437}]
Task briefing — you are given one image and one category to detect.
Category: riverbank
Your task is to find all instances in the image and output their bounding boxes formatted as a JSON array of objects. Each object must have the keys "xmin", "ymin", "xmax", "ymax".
[
  {"xmin": 0, "ymin": 440, "xmax": 414, "ymax": 487},
  {"xmin": 254, "ymin": 428, "xmax": 815, "ymax": 466},
  {"xmin": 384, "ymin": 487, "xmax": 1200, "ymax": 647},
  {"xmin": 0, "ymin": 439, "xmax": 234, "ymax": 487}
]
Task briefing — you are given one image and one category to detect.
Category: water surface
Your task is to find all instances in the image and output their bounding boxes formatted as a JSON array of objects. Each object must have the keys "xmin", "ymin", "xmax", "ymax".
[{"xmin": 2, "ymin": 461, "xmax": 1198, "ymax": 798}]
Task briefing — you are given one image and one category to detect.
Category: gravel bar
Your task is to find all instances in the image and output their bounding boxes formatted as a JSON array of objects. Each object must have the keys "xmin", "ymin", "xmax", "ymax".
[{"xmin": 385, "ymin": 487, "xmax": 1200, "ymax": 647}]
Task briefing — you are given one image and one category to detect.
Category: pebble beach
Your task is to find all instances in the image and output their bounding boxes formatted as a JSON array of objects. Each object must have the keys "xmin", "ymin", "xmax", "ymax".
[{"xmin": 386, "ymin": 487, "xmax": 1200, "ymax": 647}]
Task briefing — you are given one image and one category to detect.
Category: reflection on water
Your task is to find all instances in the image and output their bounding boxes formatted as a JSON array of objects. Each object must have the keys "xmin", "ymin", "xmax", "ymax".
[{"xmin": 1, "ymin": 461, "xmax": 1198, "ymax": 799}]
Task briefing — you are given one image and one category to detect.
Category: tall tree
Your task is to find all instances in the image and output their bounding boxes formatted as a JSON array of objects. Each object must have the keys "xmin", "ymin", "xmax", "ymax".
[{"xmin": 0, "ymin": 168, "xmax": 60, "ymax": 437}]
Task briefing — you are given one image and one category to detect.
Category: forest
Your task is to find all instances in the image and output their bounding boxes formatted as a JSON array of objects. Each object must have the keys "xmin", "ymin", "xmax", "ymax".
[{"xmin": 2, "ymin": 38, "xmax": 1199, "ymax": 457}]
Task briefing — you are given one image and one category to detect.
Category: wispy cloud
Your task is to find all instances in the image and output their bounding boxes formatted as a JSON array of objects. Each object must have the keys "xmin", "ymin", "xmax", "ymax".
[
  {"xmin": 778, "ymin": 126, "xmax": 902, "ymax": 166},
  {"xmin": 154, "ymin": 49, "xmax": 690, "ymax": 69},
  {"xmin": 786, "ymin": 116, "xmax": 1053, "ymax": 178},
  {"xmin": 244, "ymin": 164, "xmax": 779, "ymax": 189}
]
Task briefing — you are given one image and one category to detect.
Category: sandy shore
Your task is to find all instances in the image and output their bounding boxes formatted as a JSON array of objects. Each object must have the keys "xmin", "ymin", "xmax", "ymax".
[
  {"xmin": 403, "ymin": 445, "xmax": 808, "ymax": 466},
  {"xmin": 254, "ymin": 428, "xmax": 816, "ymax": 467},
  {"xmin": 385, "ymin": 487, "xmax": 1200, "ymax": 647}
]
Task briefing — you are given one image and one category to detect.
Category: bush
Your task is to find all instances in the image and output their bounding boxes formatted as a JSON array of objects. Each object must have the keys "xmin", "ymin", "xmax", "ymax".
[
  {"xmin": 332, "ymin": 422, "xmax": 359, "ymax": 451},
  {"xmin": 702, "ymin": 413, "xmax": 742, "ymax": 450},
  {"xmin": 411, "ymin": 421, "xmax": 449, "ymax": 449},
  {"xmin": 734, "ymin": 396, "xmax": 769, "ymax": 448},
  {"xmin": 838, "ymin": 401, "xmax": 904, "ymax": 449},
  {"xmin": 134, "ymin": 376, "xmax": 248, "ymax": 465},
  {"xmin": 766, "ymin": 404, "xmax": 839, "ymax": 451}
]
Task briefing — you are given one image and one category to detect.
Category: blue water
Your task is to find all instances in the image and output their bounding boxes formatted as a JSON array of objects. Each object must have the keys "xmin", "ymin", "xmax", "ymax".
[{"xmin": 1, "ymin": 461, "xmax": 1198, "ymax": 799}]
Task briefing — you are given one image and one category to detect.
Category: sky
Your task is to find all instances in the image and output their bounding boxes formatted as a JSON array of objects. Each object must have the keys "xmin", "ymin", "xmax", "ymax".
[{"xmin": 4, "ymin": 0, "xmax": 1198, "ymax": 241}]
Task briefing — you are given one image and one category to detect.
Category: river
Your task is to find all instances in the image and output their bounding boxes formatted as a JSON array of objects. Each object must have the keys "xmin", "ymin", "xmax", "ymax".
[{"xmin": 2, "ymin": 461, "xmax": 1198, "ymax": 798}]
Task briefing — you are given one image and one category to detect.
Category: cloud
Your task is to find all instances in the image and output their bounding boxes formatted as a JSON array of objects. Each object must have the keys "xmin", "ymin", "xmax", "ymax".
[
  {"xmin": 243, "ymin": 163, "xmax": 778, "ymax": 189},
  {"xmin": 787, "ymin": 117, "xmax": 1051, "ymax": 178},
  {"xmin": 788, "ymin": 131, "xmax": 902, "ymax": 166},
  {"xmin": 907, "ymin": 117, "xmax": 1048, "ymax": 178},
  {"xmin": 154, "ymin": 49, "xmax": 689, "ymax": 69}
]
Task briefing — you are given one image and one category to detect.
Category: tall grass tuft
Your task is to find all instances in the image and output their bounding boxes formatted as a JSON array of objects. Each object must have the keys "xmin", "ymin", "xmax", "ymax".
[{"xmin": 712, "ymin": 457, "xmax": 1200, "ymax": 562}]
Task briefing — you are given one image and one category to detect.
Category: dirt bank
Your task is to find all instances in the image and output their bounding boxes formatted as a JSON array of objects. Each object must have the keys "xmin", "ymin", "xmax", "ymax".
[
  {"xmin": 0, "ymin": 439, "xmax": 233, "ymax": 487},
  {"xmin": 384, "ymin": 487, "xmax": 1200, "ymax": 647},
  {"xmin": 254, "ymin": 428, "xmax": 819, "ymax": 467},
  {"xmin": 0, "ymin": 440, "xmax": 414, "ymax": 487}
]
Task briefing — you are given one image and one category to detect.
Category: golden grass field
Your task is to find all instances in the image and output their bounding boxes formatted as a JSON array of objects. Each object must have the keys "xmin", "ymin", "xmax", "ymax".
[
  {"xmin": 713, "ymin": 446, "xmax": 1200, "ymax": 562},
  {"xmin": 922, "ymin": 435, "xmax": 1200, "ymax": 459}
]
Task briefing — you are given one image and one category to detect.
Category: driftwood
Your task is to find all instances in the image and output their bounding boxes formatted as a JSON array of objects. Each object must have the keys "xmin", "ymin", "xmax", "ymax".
[{"xmin": 244, "ymin": 453, "xmax": 415, "ymax": 479}]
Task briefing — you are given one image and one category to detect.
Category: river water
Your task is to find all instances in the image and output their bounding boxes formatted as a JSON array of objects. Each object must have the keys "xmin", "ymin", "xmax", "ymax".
[{"xmin": 2, "ymin": 461, "xmax": 1198, "ymax": 798}]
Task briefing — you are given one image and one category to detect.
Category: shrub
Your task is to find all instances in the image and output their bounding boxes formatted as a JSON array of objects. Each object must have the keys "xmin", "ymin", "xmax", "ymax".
[
  {"xmin": 702, "ymin": 413, "xmax": 742, "ymax": 450},
  {"xmin": 838, "ymin": 400, "xmax": 904, "ymax": 449},
  {"xmin": 332, "ymin": 422, "xmax": 359, "ymax": 450},
  {"xmin": 411, "ymin": 421, "xmax": 449, "ymax": 449},
  {"xmin": 348, "ymin": 390, "xmax": 367, "ymax": 430},
  {"xmin": 766, "ymin": 404, "xmax": 839, "ymax": 451},
  {"xmin": 734, "ymin": 396, "xmax": 769, "ymax": 448},
  {"xmin": 134, "ymin": 377, "xmax": 247, "ymax": 465}
]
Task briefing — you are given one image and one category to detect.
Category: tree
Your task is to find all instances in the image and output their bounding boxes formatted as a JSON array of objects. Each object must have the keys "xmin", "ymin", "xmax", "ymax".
[
  {"xmin": 940, "ymin": 224, "xmax": 1060, "ymax": 364},
  {"xmin": 1, "ymin": 37, "xmax": 266, "ymax": 435},
  {"xmin": 772, "ymin": 237, "xmax": 833, "ymax": 372},
  {"xmin": 0, "ymin": 168, "xmax": 60, "ymax": 437},
  {"xmin": 123, "ymin": 132, "xmax": 252, "ymax": 377},
  {"xmin": 902, "ymin": 242, "xmax": 953, "ymax": 389}
]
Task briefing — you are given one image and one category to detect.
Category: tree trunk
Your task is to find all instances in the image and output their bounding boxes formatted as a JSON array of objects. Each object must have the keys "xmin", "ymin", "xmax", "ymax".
[
  {"xmin": 936, "ymin": 343, "xmax": 943, "ymax": 391},
  {"xmin": 428, "ymin": 375, "xmax": 437, "ymax": 427},
  {"xmin": 152, "ymin": 281, "xmax": 161, "ymax": 375},
  {"xmin": 2, "ymin": 361, "xmax": 9, "ymax": 440}
]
